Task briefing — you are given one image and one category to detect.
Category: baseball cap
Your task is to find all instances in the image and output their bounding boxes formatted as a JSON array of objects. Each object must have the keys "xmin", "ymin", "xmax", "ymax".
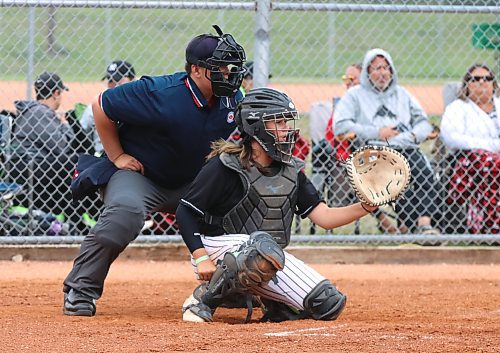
[
  {"xmin": 185, "ymin": 34, "xmax": 220, "ymax": 65},
  {"xmin": 34, "ymin": 72, "xmax": 69, "ymax": 99},
  {"xmin": 102, "ymin": 60, "xmax": 136, "ymax": 82},
  {"xmin": 243, "ymin": 61, "xmax": 272, "ymax": 79}
]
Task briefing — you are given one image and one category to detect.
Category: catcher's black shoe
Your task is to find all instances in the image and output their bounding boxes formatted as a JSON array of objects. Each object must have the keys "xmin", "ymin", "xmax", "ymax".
[
  {"xmin": 63, "ymin": 289, "xmax": 96, "ymax": 317},
  {"xmin": 260, "ymin": 299, "xmax": 308, "ymax": 322}
]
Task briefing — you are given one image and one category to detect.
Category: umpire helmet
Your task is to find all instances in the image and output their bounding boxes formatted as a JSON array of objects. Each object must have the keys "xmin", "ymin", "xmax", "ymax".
[
  {"xmin": 235, "ymin": 88, "xmax": 299, "ymax": 164},
  {"xmin": 186, "ymin": 25, "xmax": 246, "ymax": 97}
]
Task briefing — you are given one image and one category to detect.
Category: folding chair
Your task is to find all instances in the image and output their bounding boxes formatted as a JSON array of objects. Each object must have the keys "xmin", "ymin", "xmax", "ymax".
[{"xmin": 0, "ymin": 113, "xmax": 31, "ymax": 235}]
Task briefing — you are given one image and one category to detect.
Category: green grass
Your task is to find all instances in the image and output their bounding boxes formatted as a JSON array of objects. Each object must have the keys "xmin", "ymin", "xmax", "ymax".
[{"xmin": 1, "ymin": 6, "xmax": 497, "ymax": 82}]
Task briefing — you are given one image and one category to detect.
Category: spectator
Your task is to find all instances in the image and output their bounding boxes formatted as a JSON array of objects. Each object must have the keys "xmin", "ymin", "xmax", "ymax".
[
  {"xmin": 342, "ymin": 64, "xmax": 362, "ymax": 90},
  {"xmin": 80, "ymin": 60, "xmax": 136, "ymax": 156},
  {"xmin": 309, "ymin": 65, "xmax": 362, "ymax": 203},
  {"xmin": 325, "ymin": 63, "xmax": 361, "ymax": 161},
  {"xmin": 308, "ymin": 101, "xmax": 334, "ymax": 211},
  {"xmin": 12, "ymin": 72, "xmax": 79, "ymax": 231},
  {"xmin": 440, "ymin": 63, "xmax": 499, "ymax": 234},
  {"xmin": 239, "ymin": 60, "xmax": 272, "ymax": 96},
  {"xmin": 441, "ymin": 64, "xmax": 499, "ymax": 153},
  {"xmin": 334, "ymin": 48, "xmax": 439, "ymax": 234},
  {"xmin": 65, "ymin": 63, "xmax": 135, "ymax": 229},
  {"xmin": 325, "ymin": 63, "xmax": 398, "ymax": 234}
]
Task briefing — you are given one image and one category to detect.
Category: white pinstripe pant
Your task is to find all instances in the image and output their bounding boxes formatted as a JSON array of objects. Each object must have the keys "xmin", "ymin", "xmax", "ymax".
[{"xmin": 190, "ymin": 234, "xmax": 326, "ymax": 310}]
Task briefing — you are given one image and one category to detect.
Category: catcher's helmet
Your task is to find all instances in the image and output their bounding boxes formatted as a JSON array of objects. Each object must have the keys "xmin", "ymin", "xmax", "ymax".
[
  {"xmin": 186, "ymin": 25, "xmax": 246, "ymax": 97},
  {"xmin": 235, "ymin": 88, "xmax": 299, "ymax": 164}
]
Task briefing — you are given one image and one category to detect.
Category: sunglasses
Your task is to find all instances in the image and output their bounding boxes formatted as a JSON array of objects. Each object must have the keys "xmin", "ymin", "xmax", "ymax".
[
  {"xmin": 469, "ymin": 75, "xmax": 495, "ymax": 82},
  {"xmin": 342, "ymin": 75, "xmax": 356, "ymax": 82}
]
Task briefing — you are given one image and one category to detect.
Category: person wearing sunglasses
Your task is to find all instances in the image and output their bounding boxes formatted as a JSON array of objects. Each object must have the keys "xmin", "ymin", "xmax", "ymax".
[
  {"xmin": 334, "ymin": 48, "xmax": 440, "ymax": 235},
  {"xmin": 440, "ymin": 63, "xmax": 499, "ymax": 234},
  {"xmin": 441, "ymin": 63, "xmax": 499, "ymax": 153},
  {"xmin": 341, "ymin": 63, "xmax": 362, "ymax": 90}
]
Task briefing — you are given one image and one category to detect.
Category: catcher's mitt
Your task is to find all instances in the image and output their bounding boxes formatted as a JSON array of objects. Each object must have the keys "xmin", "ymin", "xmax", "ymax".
[{"xmin": 345, "ymin": 145, "xmax": 411, "ymax": 207}]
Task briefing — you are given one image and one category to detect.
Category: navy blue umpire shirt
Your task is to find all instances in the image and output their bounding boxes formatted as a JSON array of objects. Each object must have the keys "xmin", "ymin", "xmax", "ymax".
[{"xmin": 99, "ymin": 72, "xmax": 242, "ymax": 189}]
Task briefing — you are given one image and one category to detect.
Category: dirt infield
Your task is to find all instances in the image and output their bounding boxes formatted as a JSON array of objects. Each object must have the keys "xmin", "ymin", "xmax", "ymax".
[
  {"xmin": 1, "ymin": 260, "xmax": 499, "ymax": 353},
  {"xmin": 1, "ymin": 81, "xmax": 445, "ymax": 115}
]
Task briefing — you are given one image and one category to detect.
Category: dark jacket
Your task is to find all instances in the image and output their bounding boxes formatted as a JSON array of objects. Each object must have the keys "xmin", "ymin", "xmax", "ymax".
[
  {"xmin": 70, "ymin": 154, "xmax": 118, "ymax": 201},
  {"xmin": 13, "ymin": 100, "xmax": 75, "ymax": 160}
]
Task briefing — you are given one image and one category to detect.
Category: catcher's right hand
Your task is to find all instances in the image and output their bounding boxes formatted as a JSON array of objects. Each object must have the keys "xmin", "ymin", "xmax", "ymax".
[{"xmin": 345, "ymin": 145, "xmax": 411, "ymax": 207}]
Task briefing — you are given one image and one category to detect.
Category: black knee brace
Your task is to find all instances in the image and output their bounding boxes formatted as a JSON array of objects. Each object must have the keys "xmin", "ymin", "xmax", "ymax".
[{"xmin": 303, "ymin": 279, "xmax": 347, "ymax": 321}]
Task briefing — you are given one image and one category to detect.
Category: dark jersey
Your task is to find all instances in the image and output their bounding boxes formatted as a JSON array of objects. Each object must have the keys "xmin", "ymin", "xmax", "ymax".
[
  {"xmin": 177, "ymin": 155, "xmax": 323, "ymax": 253},
  {"xmin": 99, "ymin": 72, "xmax": 242, "ymax": 189}
]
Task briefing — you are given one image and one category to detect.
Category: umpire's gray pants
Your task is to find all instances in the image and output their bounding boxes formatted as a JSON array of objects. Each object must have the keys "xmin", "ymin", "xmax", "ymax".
[{"xmin": 63, "ymin": 170, "xmax": 190, "ymax": 299}]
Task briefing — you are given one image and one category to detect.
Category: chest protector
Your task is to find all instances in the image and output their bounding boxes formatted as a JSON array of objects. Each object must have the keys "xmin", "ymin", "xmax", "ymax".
[{"xmin": 217, "ymin": 153, "xmax": 303, "ymax": 248}]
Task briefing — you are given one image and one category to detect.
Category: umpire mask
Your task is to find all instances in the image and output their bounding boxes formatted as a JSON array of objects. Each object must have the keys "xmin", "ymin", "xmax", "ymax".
[
  {"xmin": 236, "ymin": 88, "xmax": 300, "ymax": 164},
  {"xmin": 196, "ymin": 25, "xmax": 246, "ymax": 97}
]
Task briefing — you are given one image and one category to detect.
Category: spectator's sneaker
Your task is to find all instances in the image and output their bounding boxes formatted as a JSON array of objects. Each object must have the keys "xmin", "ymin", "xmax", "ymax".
[
  {"xmin": 416, "ymin": 225, "xmax": 441, "ymax": 235},
  {"xmin": 63, "ymin": 289, "xmax": 96, "ymax": 316},
  {"xmin": 416, "ymin": 225, "xmax": 442, "ymax": 246},
  {"xmin": 82, "ymin": 213, "xmax": 97, "ymax": 228}
]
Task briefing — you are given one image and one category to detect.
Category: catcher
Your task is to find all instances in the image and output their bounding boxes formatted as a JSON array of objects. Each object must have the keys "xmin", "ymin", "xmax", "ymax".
[{"xmin": 177, "ymin": 87, "xmax": 410, "ymax": 323}]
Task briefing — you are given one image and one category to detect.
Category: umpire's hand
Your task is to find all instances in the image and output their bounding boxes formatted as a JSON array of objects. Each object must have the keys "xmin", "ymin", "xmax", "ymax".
[{"xmin": 114, "ymin": 153, "xmax": 145, "ymax": 175}]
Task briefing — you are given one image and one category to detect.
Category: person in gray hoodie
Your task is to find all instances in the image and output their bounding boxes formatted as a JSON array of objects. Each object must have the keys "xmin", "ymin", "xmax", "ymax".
[
  {"xmin": 334, "ymin": 48, "xmax": 439, "ymax": 234},
  {"xmin": 13, "ymin": 72, "xmax": 78, "ymax": 230}
]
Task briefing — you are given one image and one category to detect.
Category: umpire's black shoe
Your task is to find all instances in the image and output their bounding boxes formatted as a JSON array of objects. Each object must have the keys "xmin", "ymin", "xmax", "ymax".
[{"xmin": 63, "ymin": 289, "xmax": 96, "ymax": 317}]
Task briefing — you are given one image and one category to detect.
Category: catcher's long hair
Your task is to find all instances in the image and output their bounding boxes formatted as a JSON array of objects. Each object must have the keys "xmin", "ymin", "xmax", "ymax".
[{"xmin": 207, "ymin": 136, "xmax": 253, "ymax": 169}]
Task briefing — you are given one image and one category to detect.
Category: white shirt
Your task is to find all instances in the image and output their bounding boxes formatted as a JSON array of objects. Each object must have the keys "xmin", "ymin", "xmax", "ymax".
[
  {"xmin": 440, "ymin": 96, "xmax": 500, "ymax": 153},
  {"xmin": 309, "ymin": 101, "xmax": 332, "ymax": 144},
  {"xmin": 80, "ymin": 104, "xmax": 103, "ymax": 154}
]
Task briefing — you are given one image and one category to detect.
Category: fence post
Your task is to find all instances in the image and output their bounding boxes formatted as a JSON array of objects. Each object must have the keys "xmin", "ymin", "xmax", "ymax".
[
  {"xmin": 26, "ymin": 7, "xmax": 35, "ymax": 100},
  {"xmin": 253, "ymin": 0, "xmax": 271, "ymax": 88}
]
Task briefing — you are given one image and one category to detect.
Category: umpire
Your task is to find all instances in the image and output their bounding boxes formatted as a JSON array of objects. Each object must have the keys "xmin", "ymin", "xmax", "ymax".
[{"xmin": 63, "ymin": 26, "xmax": 246, "ymax": 316}]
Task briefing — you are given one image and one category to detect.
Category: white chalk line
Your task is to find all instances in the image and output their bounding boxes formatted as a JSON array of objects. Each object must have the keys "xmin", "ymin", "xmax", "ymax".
[{"xmin": 264, "ymin": 325, "xmax": 346, "ymax": 337}]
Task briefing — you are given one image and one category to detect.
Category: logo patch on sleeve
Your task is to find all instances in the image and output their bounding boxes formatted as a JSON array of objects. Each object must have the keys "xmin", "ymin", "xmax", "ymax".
[{"xmin": 227, "ymin": 111, "xmax": 235, "ymax": 123}]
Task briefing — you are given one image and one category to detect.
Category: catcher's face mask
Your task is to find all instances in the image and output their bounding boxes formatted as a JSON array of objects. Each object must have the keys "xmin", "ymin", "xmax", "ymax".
[
  {"xmin": 261, "ymin": 111, "xmax": 299, "ymax": 164},
  {"xmin": 236, "ymin": 87, "xmax": 300, "ymax": 165}
]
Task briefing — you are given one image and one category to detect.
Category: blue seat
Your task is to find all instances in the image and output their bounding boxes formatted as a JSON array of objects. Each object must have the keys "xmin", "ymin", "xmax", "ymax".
[{"xmin": 0, "ymin": 181, "xmax": 23, "ymax": 197}]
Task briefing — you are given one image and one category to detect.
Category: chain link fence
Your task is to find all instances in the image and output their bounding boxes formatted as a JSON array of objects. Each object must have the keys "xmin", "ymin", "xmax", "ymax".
[{"xmin": 0, "ymin": 0, "xmax": 498, "ymax": 245}]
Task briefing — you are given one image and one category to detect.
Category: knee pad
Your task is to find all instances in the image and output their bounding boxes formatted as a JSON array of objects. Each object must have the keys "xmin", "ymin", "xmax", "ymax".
[
  {"xmin": 94, "ymin": 203, "xmax": 144, "ymax": 250},
  {"xmin": 200, "ymin": 232, "xmax": 285, "ymax": 310},
  {"xmin": 303, "ymin": 279, "xmax": 347, "ymax": 321},
  {"xmin": 235, "ymin": 231, "xmax": 285, "ymax": 288}
]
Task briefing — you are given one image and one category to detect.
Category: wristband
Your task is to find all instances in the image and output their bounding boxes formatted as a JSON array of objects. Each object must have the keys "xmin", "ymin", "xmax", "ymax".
[{"xmin": 194, "ymin": 255, "xmax": 210, "ymax": 265}]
